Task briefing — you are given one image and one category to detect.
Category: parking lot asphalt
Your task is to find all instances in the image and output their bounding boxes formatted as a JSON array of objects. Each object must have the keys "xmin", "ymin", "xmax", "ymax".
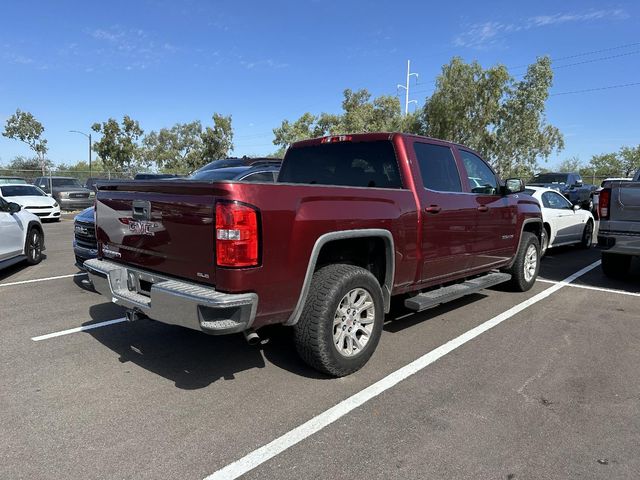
[{"xmin": 1, "ymin": 220, "xmax": 638, "ymax": 479}]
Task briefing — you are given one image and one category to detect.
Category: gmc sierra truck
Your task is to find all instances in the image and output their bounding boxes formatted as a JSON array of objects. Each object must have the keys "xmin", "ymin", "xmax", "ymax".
[
  {"xmin": 85, "ymin": 133, "xmax": 543, "ymax": 376},
  {"xmin": 597, "ymin": 168, "xmax": 640, "ymax": 278}
]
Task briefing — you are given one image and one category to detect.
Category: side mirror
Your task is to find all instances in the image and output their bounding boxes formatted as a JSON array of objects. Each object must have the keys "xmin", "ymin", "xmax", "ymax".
[
  {"xmin": 8, "ymin": 202, "xmax": 22, "ymax": 214},
  {"xmin": 573, "ymin": 204, "xmax": 581, "ymax": 211},
  {"xmin": 46, "ymin": 193, "xmax": 52, "ymax": 197},
  {"xmin": 504, "ymin": 178, "xmax": 525, "ymax": 194},
  {"xmin": 574, "ymin": 181, "xmax": 583, "ymax": 188}
]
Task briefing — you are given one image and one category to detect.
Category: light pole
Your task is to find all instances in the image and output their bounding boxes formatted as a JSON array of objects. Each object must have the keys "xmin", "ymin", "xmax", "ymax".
[{"xmin": 69, "ymin": 130, "xmax": 92, "ymax": 178}]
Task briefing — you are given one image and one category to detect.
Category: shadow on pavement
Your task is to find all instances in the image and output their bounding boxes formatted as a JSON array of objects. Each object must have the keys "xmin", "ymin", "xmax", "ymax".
[{"xmin": 85, "ymin": 303, "xmax": 328, "ymax": 389}]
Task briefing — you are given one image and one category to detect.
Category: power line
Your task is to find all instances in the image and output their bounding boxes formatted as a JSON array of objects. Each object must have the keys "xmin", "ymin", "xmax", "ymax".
[
  {"xmin": 553, "ymin": 49, "xmax": 640, "ymax": 69},
  {"xmin": 550, "ymin": 81, "xmax": 640, "ymax": 96},
  {"xmin": 509, "ymin": 41, "xmax": 640, "ymax": 69}
]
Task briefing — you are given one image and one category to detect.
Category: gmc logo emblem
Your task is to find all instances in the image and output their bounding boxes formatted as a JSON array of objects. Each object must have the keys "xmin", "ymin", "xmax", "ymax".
[{"xmin": 128, "ymin": 220, "xmax": 158, "ymax": 236}]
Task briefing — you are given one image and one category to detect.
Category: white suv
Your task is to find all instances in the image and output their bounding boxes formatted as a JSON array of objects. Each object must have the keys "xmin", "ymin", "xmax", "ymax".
[{"xmin": 0, "ymin": 197, "xmax": 45, "ymax": 270}]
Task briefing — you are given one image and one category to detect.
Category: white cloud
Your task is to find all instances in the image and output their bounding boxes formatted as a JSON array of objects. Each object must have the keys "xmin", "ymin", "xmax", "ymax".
[
  {"xmin": 454, "ymin": 9, "xmax": 629, "ymax": 49},
  {"xmin": 240, "ymin": 58, "xmax": 289, "ymax": 70}
]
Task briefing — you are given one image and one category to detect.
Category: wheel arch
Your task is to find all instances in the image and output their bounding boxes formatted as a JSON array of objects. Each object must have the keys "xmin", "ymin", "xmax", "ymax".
[{"xmin": 285, "ymin": 229, "xmax": 395, "ymax": 326}]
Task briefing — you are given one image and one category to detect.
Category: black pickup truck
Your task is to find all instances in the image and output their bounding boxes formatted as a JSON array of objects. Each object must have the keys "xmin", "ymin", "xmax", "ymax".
[{"xmin": 529, "ymin": 172, "xmax": 596, "ymax": 210}]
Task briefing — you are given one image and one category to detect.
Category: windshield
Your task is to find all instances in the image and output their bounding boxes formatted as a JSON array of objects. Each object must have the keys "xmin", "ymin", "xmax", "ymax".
[
  {"xmin": 530, "ymin": 173, "xmax": 569, "ymax": 184},
  {"xmin": 52, "ymin": 178, "xmax": 82, "ymax": 187},
  {"xmin": 188, "ymin": 168, "xmax": 245, "ymax": 181},
  {"xmin": 1, "ymin": 185, "xmax": 45, "ymax": 197}
]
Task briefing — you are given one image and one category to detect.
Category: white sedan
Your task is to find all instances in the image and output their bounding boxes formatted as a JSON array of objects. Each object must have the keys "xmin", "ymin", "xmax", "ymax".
[
  {"xmin": 0, "ymin": 197, "xmax": 45, "ymax": 270},
  {"xmin": 524, "ymin": 186, "xmax": 595, "ymax": 256},
  {"xmin": 0, "ymin": 184, "xmax": 61, "ymax": 222}
]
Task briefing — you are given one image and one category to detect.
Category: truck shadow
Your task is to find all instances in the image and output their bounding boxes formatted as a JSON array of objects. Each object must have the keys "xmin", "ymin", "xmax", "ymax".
[{"xmin": 85, "ymin": 303, "xmax": 328, "ymax": 389}]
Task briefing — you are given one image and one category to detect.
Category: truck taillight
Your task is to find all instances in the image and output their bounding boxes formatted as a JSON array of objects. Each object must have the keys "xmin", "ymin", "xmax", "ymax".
[
  {"xmin": 599, "ymin": 188, "xmax": 611, "ymax": 219},
  {"xmin": 321, "ymin": 135, "xmax": 352, "ymax": 143},
  {"xmin": 215, "ymin": 201, "xmax": 260, "ymax": 267}
]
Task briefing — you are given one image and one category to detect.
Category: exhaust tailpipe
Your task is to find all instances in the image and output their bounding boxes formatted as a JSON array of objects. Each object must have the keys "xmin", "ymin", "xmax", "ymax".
[{"xmin": 244, "ymin": 329, "xmax": 261, "ymax": 346}]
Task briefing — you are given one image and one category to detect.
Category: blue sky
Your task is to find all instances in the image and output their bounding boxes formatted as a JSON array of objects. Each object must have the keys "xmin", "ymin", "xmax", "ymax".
[{"xmin": 0, "ymin": 0, "xmax": 638, "ymax": 169}]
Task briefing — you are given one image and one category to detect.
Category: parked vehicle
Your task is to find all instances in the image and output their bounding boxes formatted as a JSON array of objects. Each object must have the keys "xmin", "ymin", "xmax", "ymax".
[
  {"xmin": 524, "ymin": 186, "xmax": 594, "ymax": 256},
  {"xmin": 84, "ymin": 177, "xmax": 120, "ymax": 191},
  {"xmin": 597, "ymin": 170, "xmax": 640, "ymax": 278},
  {"xmin": 529, "ymin": 172, "xmax": 595, "ymax": 210},
  {"xmin": 188, "ymin": 164, "xmax": 280, "ymax": 182},
  {"xmin": 0, "ymin": 176, "xmax": 28, "ymax": 185},
  {"xmin": 191, "ymin": 157, "xmax": 281, "ymax": 176},
  {"xmin": 84, "ymin": 133, "xmax": 542, "ymax": 376},
  {"xmin": 73, "ymin": 207, "xmax": 97, "ymax": 269},
  {"xmin": 0, "ymin": 184, "xmax": 61, "ymax": 221},
  {"xmin": 0, "ymin": 197, "xmax": 45, "ymax": 270},
  {"xmin": 592, "ymin": 177, "xmax": 632, "ymax": 217},
  {"xmin": 33, "ymin": 176, "xmax": 94, "ymax": 210},
  {"xmin": 133, "ymin": 173, "xmax": 182, "ymax": 180}
]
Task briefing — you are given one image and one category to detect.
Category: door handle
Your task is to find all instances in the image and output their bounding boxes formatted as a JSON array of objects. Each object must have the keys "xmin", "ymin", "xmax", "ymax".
[
  {"xmin": 425, "ymin": 205, "xmax": 441, "ymax": 214},
  {"xmin": 477, "ymin": 205, "xmax": 489, "ymax": 212}
]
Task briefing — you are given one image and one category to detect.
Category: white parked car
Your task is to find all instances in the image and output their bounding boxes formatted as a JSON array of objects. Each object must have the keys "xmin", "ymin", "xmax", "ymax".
[
  {"xmin": 0, "ymin": 197, "xmax": 45, "ymax": 270},
  {"xmin": 524, "ymin": 186, "xmax": 595, "ymax": 256},
  {"xmin": 0, "ymin": 184, "xmax": 61, "ymax": 222}
]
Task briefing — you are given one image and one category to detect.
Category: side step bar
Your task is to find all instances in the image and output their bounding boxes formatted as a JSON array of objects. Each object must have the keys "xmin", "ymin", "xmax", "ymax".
[{"xmin": 404, "ymin": 272, "xmax": 511, "ymax": 312}]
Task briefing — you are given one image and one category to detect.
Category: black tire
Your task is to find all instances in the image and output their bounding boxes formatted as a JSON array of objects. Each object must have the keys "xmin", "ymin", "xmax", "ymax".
[
  {"xmin": 540, "ymin": 225, "xmax": 550, "ymax": 257},
  {"xmin": 25, "ymin": 227, "xmax": 44, "ymax": 265},
  {"xmin": 503, "ymin": 232, "xmax": 540, "ymax": 292},
  {"xmin": 583, "ymin": 198, "xmax": 593, "ymax": 212},
  {"xmin": 579, "ymin": 221, "xmax": 594, "ymax": 249},
  {"xmin": 294, "ymin": 264, "xmax": 384, "ymax": 377},
  {"xmin": 601, "ymin": 252, "xmax": 631, "ymax": 279}
]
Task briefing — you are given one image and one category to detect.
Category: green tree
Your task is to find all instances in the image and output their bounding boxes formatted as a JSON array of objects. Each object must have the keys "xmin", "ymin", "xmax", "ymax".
[
  {"xmin": 588, "ymin": 152, "xmax": 622, "ymax": 177},
  {"xmin": 272, "ymin": 89, "xmax": 417, "ymax": 149},
  {"xmin": 6, "ymin": 155, "xmax": 53, "ymax": 171},
  {"xmin": 91, "ymin": 116, "xmax": 144, "ymax": 174},
  {"xmin": 619, "ymin": 145, "xmax": 640, "ymax": 177},
  {"xmin": 2, "ymin": 110, "xmax": 49, "ymax": 173},
  {"xmin": 420, "ymin": 56, "xmax": 564, "ymax": 177},
  {"xmin": 200, "ymin": 114, "xmax": 234, "ymax": 164},
  {"xmin": 557, "ymin": 156, "xmax": 583, "ymax": 173},
  {"xmin": 142, "ymin": 121, "xmax": 204, "ymax": 172}
]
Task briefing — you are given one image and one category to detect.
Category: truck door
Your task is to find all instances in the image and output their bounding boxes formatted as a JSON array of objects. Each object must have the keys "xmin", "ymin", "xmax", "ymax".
[
  {"xmin": 456, "ymin": 148, "xmax": 517, "ymax": 270},
  {"xmin": 412, "ymin": 141, "xmax": 477, "ymax": 283}
]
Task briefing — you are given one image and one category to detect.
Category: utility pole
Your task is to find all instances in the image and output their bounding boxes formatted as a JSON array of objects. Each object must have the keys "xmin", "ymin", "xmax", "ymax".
[
  {"xmin": 397, "ymin": 59, "xmax": 419, "ymax": 115},
  {"xmin": 69, "ymin": 130, "xmax": 93, "ymax": 178}
]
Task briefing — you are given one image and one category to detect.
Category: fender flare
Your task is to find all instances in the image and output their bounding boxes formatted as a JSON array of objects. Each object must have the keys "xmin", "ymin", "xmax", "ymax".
[
  {"xmin": 506, "ymin": 218, "xmax": 542, "ymax": 269},
  {"xmin": 285, "ymin": 229, "xmax": 395, "ymax": 326}
]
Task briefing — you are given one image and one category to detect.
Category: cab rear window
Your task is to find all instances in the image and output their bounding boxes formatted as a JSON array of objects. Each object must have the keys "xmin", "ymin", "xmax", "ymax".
[{"xmin": 279, "ymin": 141, "xmax": 402, "ymax": 189}]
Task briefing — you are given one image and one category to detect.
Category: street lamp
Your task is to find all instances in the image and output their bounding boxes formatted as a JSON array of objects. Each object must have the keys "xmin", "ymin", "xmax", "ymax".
[{"xmin": 69, "ymin": 130, "xmax": 92, "ymax": 178}]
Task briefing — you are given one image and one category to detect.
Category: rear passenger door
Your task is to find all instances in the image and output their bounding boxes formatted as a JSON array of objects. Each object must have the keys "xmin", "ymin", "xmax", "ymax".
[
  {"xmin": 457, "ymin": 148, "xmax": 517, "ymax": 270},
  {"xmin": 413, "ymin": 141, "xmax": 477, "ymax": 284}
]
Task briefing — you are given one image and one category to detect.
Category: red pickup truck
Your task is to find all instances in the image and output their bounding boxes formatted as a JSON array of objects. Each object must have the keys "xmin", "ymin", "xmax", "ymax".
[{"xmin": 85, "ymin": 133, "xmax": 542, "ymax": 376}]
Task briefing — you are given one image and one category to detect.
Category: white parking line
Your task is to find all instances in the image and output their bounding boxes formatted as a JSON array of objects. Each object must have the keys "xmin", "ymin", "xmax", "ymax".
[
  {"xmin": 537, "ymin": 278, "xmax": 640, "ymax": 297},
  {"xmin": 31, "ymin": 318, "xmax": 127, "ymax": 341},
  {"xmin": 0, "ymin": 272, "xmax": 87, "ymax": 288},
  {"xmin": 204, "ymin": 260, "xmax": 602, "ymax": 480}
]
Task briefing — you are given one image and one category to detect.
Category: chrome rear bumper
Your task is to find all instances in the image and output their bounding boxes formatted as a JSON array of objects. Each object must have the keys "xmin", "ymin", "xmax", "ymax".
[{"xmin": 84, "ymin": 258, "xmax": 258, "ymax": 334}]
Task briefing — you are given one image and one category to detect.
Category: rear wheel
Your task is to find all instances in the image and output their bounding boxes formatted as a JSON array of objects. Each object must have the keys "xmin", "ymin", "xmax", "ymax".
[
  {"xmin": 601, "ymin": 252, "xmax": 631, "ymax": 278},
  {"xmin": 294, "ymin": 264, "xmax": 384, "ymax": 377},
  {"xmin": 503, "ymin": 232, "xmax": 540, "ymax": 292},
  {"xmin": 540, "ymin": 226, "xmax": 550, "ymax": 257},
  {"xmin": 25, "ymin": 227, "xmax": 43, "ymax": 265},
  {"xmin": 579, "ymin": 221, "xmax": 594, "ymax": 249}
]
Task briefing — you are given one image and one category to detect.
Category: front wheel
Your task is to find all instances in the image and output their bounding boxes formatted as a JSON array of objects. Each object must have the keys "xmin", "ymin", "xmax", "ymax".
[
  {"xmin": 294, "ymin": 264, "xmax": 384, "ymax": 377},
  {"xmin": 25, "ymin": 227, "xmax": 44, "ymax": 265},
  {"xmin": 503, "ymin": 232, "xmax": 540, "ymax": 292}
]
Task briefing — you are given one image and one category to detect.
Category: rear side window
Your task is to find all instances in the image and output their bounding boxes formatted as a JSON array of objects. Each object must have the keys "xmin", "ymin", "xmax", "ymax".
[
  {"xmin": 458, "ymin": 150, "xmax": 499, "ymax": 195},
  {"xmin": 278, "ymin": 141, "xmax": 402, "ymax": 188},
  {"xmin": 241, "ymin": 171, "xmax": 276, "ymax": 183},
  {"xmin": 414, "ymin": 142, "xmax": 462, "ymax": 192}
]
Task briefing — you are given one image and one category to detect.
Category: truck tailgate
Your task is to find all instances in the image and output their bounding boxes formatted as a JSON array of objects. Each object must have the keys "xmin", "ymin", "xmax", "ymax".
[
  {"xmin": 95, "ymin": 181, "xmax": 227, "ymax": 285},
  {"xmin": 614, "ymin": 182, "xmax": 640, "ymax": 224}
]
